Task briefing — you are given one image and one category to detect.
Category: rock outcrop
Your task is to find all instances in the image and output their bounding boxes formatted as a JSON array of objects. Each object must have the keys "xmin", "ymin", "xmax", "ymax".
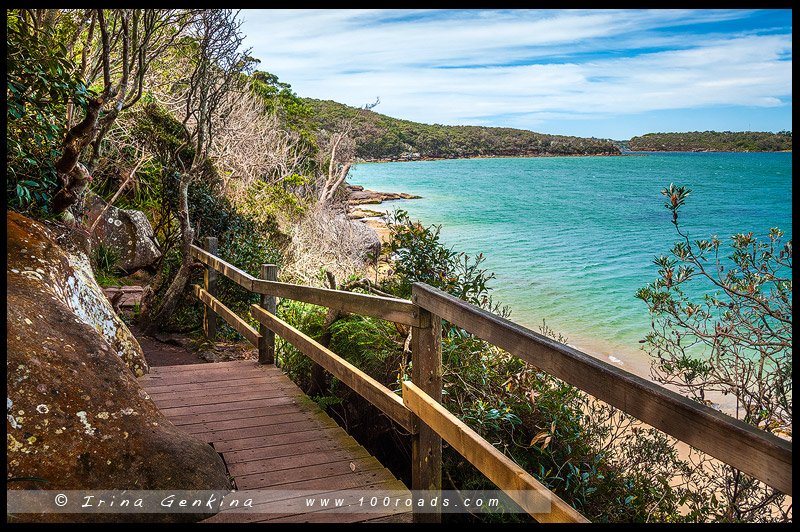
[
  {"xmin": 345, "ymin": 184, "xmax": 421, "ymax": 206},
  {"xmin": 85, "ymin": 192, "xmax": 161, "ymax": 272},
  {"xmin": 7, "ymin": 212, "xmax": 231, "ymax": 522}
]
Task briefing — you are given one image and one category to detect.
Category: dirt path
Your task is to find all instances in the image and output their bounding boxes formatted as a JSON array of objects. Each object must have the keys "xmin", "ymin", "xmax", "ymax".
[{"xmin": 129, "ymin": 324, "xmax": 259, "ymax": 368}]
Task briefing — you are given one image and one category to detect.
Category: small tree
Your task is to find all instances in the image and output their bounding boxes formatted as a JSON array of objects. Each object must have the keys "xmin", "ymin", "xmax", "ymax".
[{"xmin": 636, "ymin": 184, "xmax": 791, "ymax": 521}]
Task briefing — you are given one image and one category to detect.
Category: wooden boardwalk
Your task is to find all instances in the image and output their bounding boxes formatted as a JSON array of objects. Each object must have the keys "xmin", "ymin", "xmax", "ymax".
[{"xmin": 139, "ymin": 360, "xmax": 411, "ymax": 523}]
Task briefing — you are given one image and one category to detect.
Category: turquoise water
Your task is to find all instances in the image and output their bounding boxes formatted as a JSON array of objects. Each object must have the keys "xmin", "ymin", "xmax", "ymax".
[{"xmin": 349, "ymin": 152, "xmax": 792, "ymax": 378}]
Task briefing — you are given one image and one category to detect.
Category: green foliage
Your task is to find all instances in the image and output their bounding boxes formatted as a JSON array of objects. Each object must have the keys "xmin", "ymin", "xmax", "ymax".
[
  {"xmin": 431, "ymin": 326, "xmax": 689, "ymax": 523},
  {"xmin": 6, "ymin": 10, "xmax": 89, "ymax": 212},
  {"xmin": 251, "ymin": 71, "xmax": 313, "ymax": 131},
  {"xmin": 131, "ymin": 102, "xmax": 196, "ymax": 169},
  {"xmin": 636, "ymin": 184, "xmax": 792, "ymax": 430},
  {"xmin": 377, "ymin": 209, "xmax": 690, "ymax": 521},
  {"xmin": 274, "ymin": 299, "xmax": 325, "ymax": 387},
  {"xmin": 304, "ymin": 98, "xmax": 620, "ymax": 160},
  {"xmin": 636, "ymin": 184, "xmax": 791, "ymax": 521},
  {"xmin": 90, "ymin": 240, "xmax": 122, "ymax": 286},
  {"xmin": 385, "ymin": 209, "xmax": 510, "ymax": 319},
  {"xmin": 628, "ymin": 131, "xmax": 792, "ymax": 152},
  {"xmin": 240, "ymin": 180, "xmax": 306, "ymax": 222},
  {"xmin": 326, "ymin": 314, "xmax": 401, "ymax": 380}
]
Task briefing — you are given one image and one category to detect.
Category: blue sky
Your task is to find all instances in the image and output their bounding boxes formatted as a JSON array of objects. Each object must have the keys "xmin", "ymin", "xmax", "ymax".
[{"xmin": 239, "ymin": 9, "xmax": 792, "ymax": 140}]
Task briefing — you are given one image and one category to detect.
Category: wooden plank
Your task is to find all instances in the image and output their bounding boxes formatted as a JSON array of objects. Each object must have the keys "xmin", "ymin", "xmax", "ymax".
[
  {"xmin": 233, "ymin": 458, "xmax": 389, "ymax": 490},
  {"xmin": 227, "ymin": 446, "xmax": 375, "ymax": 477},
  {"xmin": 155, "ymin": 396, "xmax": 302, "ymax": 419},
  {"xmin": 142, "ymin": 369, "xmax": 281, "ymax": 387},
  {"xmin": 402, "ymin": 381, "xmax": 588, "ymax": 523},
  {"xmin": 145, "ymin": 377, "xmax": 295, "ymax": 396},
  {"xmin": 251, "ymin": 278, "xmax": 423, "ymax": 327},
  {"xmin": 412, "ymin": 282, "xmax": 792, "ymax": 496},
  {"xmin": 410, "ymin": 303, "xmax": 442, "ymax": 523},
  {"xmin": 166, "ymin": 401, "xmax": 319, "ymax": 427},
  {"xmin": 180, "ymin": 412, "xmax": 317, "ymax": 436},
  {"xmin": 250, "ymin": 304, "xmax": 415, "ymax": 433},
  {"xmin": 192, "ymin": 285, "xmax": 262, "ymax": 347},
  {"xmin": 192, "ymin": 244, "xmax": 421, "ymax": 327},
  {"xmin": 190, "ymin": 244, "xmax": 254, "ymax": 291},
  {"xmin": 148, "ymin": 378, "xmax": 288, "ymax": 396},
  {"xmin": 145, "ymin": 385, "xmax": 297, "ymax": 406},
  {"xmin": 144, "ymin": 360, "xmax": 269, "ymax": 378},
  {"xmin": 223, "ymin": 436, "xmax": 370, "ymax": 466},
  {"xmin": 141, "ymin": 375, "xmax": 286, "ymax": 394},
  {"xmin": 212, "ymin": 427, "xmax": 350, "ymax": 454},
  {"xmin": 140, "ymin": 360, "xmax": 409, "ymax": 523}
]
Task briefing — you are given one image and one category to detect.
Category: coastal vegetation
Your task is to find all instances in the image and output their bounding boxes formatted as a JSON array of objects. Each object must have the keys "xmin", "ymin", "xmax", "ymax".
[
  {"xmin": 6, "ymin": 8, "xmax": 791, "ymax": 523},
  {"xmin": 628, "ymin": 130, "xmax": 792, "ymax": 152},
  {"xmin": 304, "ymin": 98, "xmax": 621, "ymax": 160},
  {"xmin": 636, "ymin": 185, "xmax": 792, "ymax": 521}
]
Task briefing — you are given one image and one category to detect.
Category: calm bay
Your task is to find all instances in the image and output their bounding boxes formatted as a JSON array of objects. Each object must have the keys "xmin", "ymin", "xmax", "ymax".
[{"xmin": 350, "ymin": 152, "xmax": 792, "ymax": 391}]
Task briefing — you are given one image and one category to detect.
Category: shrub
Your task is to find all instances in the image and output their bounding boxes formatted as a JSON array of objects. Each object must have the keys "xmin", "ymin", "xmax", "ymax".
[{"xmin": 7, "ymin": 10, "xmax": 89, "ymax": 213}]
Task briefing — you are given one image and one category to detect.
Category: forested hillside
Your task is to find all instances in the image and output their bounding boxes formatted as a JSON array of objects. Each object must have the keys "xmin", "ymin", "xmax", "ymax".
[
  {"xmin": 628, "ymin": 130, "xmax": 792, "ymax": 152},
  {"xmin": 304, "ymin": 98, "xmax": 621, "ymax": 160}
]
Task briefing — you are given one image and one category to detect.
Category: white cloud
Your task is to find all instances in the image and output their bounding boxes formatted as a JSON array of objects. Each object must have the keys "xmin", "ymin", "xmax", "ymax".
[{"xmin": 239, "ymin": 9, "xmax": 792, "ymax": 136}]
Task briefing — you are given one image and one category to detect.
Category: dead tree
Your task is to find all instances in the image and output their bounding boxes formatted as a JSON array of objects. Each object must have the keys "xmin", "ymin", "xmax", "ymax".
[{"xmin": 316, "ymin": 98, "xmax": 380, "ymax": 209}]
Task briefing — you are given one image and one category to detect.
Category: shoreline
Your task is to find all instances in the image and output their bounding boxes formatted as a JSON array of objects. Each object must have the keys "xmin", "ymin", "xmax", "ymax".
[
  {"xmin": 357, "ymin": 149, "xmax": 789, "ymax": 165},
  {"xmin": 357, "ymin": 152, "xmax": 634, "ymax": 164}
]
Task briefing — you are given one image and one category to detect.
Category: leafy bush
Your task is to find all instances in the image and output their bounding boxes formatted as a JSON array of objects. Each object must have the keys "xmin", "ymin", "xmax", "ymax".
[
  {"xmin": 7, "ymin": 10, "xmax": 89, "ymax": 212},
  {"xmin": 385, "ymin": 209, "xmax": 509, "ymax": 319},
  {"xmin": 635, "ymin": 184, "xmax": 792, "ymax": 521}
]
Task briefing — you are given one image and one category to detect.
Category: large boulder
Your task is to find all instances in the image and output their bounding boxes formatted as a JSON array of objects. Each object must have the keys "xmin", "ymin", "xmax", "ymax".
[
  {"xmin": 7, "ymin": 212, "xmax": 231, "ymax": 522},
  {"xmin": 85, "ymin": 192, "xmax": 161, "ymax": 272}
]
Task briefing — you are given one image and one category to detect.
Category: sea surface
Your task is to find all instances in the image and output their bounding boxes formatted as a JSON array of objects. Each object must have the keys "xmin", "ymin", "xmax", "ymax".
[{"xmin": 349, "ymin": 152, "xmax": 792, "ymax": 386}]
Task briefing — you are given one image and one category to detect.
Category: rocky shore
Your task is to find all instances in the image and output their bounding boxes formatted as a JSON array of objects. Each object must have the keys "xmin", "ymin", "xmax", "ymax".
[
  {"xmin": 345, "ymin": 184, "xmax": 420, "ymax": 246},
  {"xmin": 345, "ymin": 184, "xmax": 420, "ymax": 207}
]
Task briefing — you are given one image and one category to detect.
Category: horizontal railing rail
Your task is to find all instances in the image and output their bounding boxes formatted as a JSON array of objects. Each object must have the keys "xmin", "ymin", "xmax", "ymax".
[
  {"xmin": 411, "ymin": 282, "xmax": 792, "ymax": 496},
  {"xmin": 249, "ymin": 303, "xmax": 415, "ymax": 433},
  {"xmin": 402, "ymin": 381, "xmax": 588, "ymax": 522},
  {"xmin": 190, "ymin": 244, "xmax": 423, "ymax": 327},
  {"xmin": 188, "ymin": 235, "xmax": 791, "ymax": 523}
]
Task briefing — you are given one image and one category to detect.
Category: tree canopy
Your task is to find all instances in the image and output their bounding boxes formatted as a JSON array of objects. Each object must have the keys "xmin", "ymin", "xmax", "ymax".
[{"xmin": 628, "ymin": 131, "xmax": 792, "ymax": 152}]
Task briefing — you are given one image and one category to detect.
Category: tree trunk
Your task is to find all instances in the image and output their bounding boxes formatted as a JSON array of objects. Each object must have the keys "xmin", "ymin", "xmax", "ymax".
[
  {"xmin": 140, "ymin": 174, "xmax": 195, "ymax": 336},
  {"xmin": 51, "ymin": 95, "xmax": 104, "ymax": 217}
]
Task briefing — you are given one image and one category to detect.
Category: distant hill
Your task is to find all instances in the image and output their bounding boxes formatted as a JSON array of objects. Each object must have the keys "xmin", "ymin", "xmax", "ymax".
[
  {"xmin": 628, "ymin": 131, "xmax": 792, "ymax": 152},
  {"xmin": 303, "ymin": 99, "xmax": 620, "ymax": 160}
]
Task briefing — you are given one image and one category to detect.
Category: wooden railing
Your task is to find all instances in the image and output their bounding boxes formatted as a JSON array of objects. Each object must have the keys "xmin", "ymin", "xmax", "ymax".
[{"xmin": 189, "ymin": 237, "xmax": 792, "ymax": 523}]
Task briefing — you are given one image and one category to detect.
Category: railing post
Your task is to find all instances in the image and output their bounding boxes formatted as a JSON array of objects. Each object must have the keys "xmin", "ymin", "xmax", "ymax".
[
  {"xmin": 411, "ymin": 285, "xmax": 442, "ymax": 523},
  {"xmin": 203, "ymin": 237, "xmax": 218, "ymax": 341},
  {"xmin": 259, "ymin": 263, "xmax": 278, "ymax": 365}
]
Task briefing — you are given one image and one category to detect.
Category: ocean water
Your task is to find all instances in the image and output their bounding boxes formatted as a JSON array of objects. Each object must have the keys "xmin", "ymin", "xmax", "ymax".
[{"xmin": 349, "ymin": 152, "xmax": 792, "ymax": 380}]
